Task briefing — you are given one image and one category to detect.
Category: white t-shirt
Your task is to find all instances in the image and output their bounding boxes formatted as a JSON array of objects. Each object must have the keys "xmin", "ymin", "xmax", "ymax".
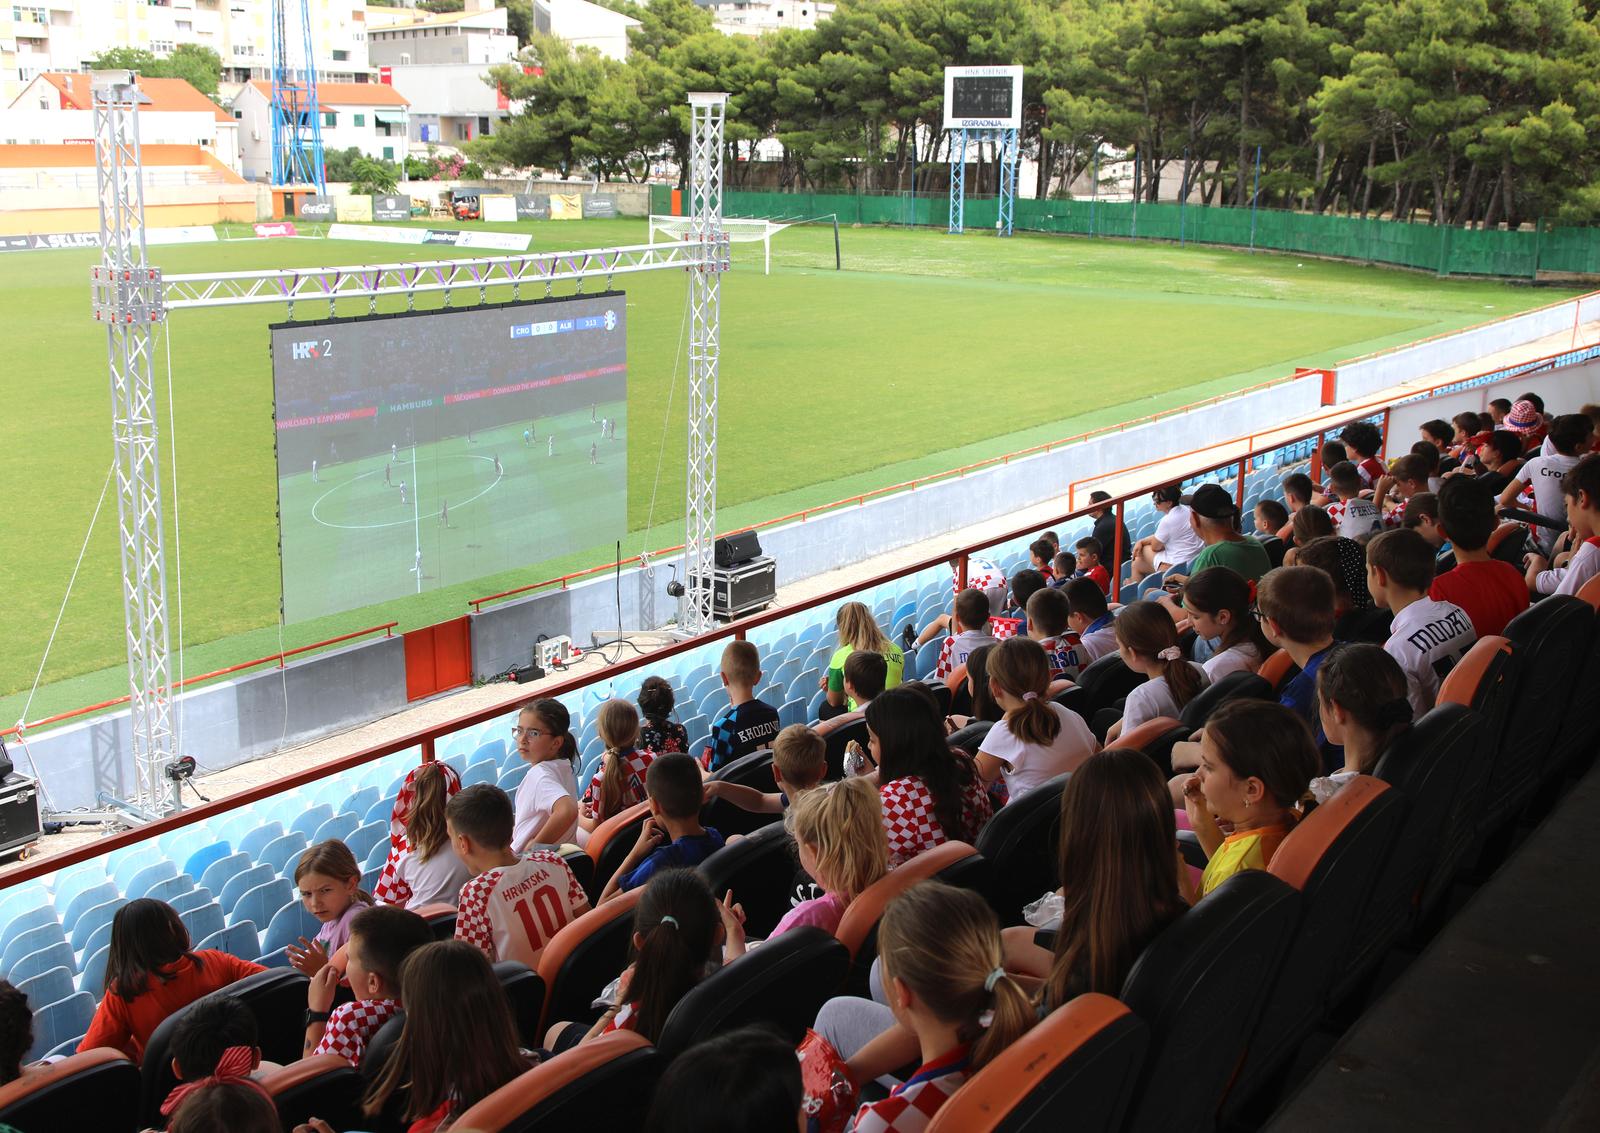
[
  {"xmin": 1202, "ymin": 641, "xmax": 1262, "ymax": 682},
  {"xmin": 1517, "ymin": 453, "xmax": 1579, "ymax": 552},
  {"xmin": 1120, "ymin": 663, "xmax": 1210, "ymax": 731},
  {"xmin": 1309, "ymin": 770, "xmax": 1360, "ymax": 805},
  {"xmin": 1384, "ymin": 597, "xmax": 1476, "ymax": 718},
  {"xmin": 1077, "ymin": 616, "xmax": 1119, "ymax": 663},
  {"xmin": 980, "ymin": 702, "xmax": 1097, "ymax": 799},
  {"xmin": 1154, "ymin": 505, "xmax": 1204, "ymax": 567},
  {"xmin": 392, "ymin": 843, "xmax": 471, "ymax": 909},
  {"xmin": 513, "ymin": 758, "xmax": 579, "ymax": 851},
  {"xmin": 1542, "ymin": 537, "xmax": 1600, "ymax": 597},
  {"xmin": 454, "ymin": 851, "xmax": 589, "ymax": 970},
  {"xmin": 1333, "ymin": 497, "xmax": 1382, "ymax": 540}
]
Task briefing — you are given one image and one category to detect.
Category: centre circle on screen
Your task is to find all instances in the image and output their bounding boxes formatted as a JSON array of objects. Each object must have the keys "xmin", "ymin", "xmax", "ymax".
[{"xmin": 309, "ymin": 454, "xmax": 504, "ymax": 530}]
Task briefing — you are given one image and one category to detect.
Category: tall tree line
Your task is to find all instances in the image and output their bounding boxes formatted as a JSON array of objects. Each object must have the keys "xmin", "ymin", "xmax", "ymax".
[{"xmin": 471, "ymin": 0, "xmax": 1600, "ymax": 228}]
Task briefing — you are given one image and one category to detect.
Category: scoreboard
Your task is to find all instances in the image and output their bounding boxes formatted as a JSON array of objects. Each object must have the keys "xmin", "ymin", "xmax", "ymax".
[{"xmin": 943, "ymin": 66, "xmax": 1023, "ymax": 130}]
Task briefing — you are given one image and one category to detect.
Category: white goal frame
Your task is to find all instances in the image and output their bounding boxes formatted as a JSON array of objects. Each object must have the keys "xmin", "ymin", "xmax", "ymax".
[{"xmin": 649, "ymin": 213, "xmax": 782, "ymax": 275}]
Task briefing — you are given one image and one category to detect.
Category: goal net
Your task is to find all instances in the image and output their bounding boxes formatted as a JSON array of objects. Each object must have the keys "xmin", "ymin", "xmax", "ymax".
[{"xmin": 647, "ymin": 215, "xmax": 789, "ymax": 275}]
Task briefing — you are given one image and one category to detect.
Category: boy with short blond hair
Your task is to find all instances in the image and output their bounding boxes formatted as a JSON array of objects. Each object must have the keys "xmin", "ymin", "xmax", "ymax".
[
  {"xmin": 702, "ymin": 639, "xmax": 780, "ymax": 773},
  {"xmin": 704, "ymin": 722, "xmax": 828, "ymax": 815}
]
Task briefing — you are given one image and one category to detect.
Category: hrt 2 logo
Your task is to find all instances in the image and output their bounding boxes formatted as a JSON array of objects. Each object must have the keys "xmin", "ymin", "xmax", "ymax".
[{"xmin": 292, "ymin": 339, "xmax": 333, "ymax": 361}]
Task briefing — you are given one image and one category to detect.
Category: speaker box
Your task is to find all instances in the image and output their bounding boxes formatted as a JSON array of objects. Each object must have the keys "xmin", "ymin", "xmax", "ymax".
[
  {"xmin": 715, "ymin": 529, "xmax": 763, "ymax": 569},
  {"xmin": 0, "ymin": 736, "xmax": 10, "ymax": 781}
]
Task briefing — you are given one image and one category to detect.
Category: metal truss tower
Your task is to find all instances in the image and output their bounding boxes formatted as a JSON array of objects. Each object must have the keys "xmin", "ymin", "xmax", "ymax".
[
  {"xmin": 270, "ymin": 0, "xmax": 326, "ymax": 191},
  {"xmin": 91, "ymin": 72, "xmax": 177, "ymax": 818},
  {"xmin": 680, "ymin": 93, "xmax": 729, "ymax": 636},
  {"xmin": 948, "ymin": 127, "xmax": 1019, "ymax": 236}
]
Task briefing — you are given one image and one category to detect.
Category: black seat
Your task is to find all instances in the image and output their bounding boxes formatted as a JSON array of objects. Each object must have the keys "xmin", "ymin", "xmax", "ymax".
[
  {"xmin": 1551, "ymin": 601, "xmax": 1600, "ymax": 775},
  {"xmin": 585, "ymin": 803, "xmax": 651, "ymax": 903},
  {"xmin": 1178, "ymin": 671, "xmax": 1273, "ymax": 729},
  {"xmin": 697, "ymin": 820, "xmax": 797, "ymax": 939},
  {"xmin": 359, "ymin": 1009, "xmax": 409, "ymax": 1133},
  {"xmin": 702, "ymin": 747, "xmax": 782, "ymax": 837},
  {"xmin": 975, "ymin": 773, "xmax": 1065, "ymax": 925},
  {"xmin": 1260, "ymin": 535, "xmax": 1286, "ymax": 569},
  {"xmin": 1334, "ymin": 605, "xmax": 1394, "ymax": 645},
  {"xmin": 452, "ymin": 1031, "xmax": 665, "ymax": 1132},
  {"xmin": 1222, "ymin": 779, "xmax": 1406, "ymax": 1119},
  {"xmin": 1434, "ymin": 637, "xmax": 1516, "ymax": 894},
  {"xmin": 536, "ymin": 889, "xmax": 642, "ymax": 1035},
  {"xmin": 138, "ymin": 967, "xmax": 310, "ymax": 1126},
  {"xmin": 655, "ymin": 926, "xmax": 849, "ymax": 1055},
  {"xmin": 1054, "ymin": 654, "xmax": 1143, "ymax": 721},
  {"xmin": 1360, "ymin": 703, "xmax": 1479, "ymax": 971},
  {"xmin": 263, "ymin": 1054, "xmax": 364, "ymax": 1133},
  {"xmin": 1487, "ymin": 597, "xmax": 1591, "ymax": 831},
  {"xmin": 1119, "ymin": 871, "xmax": 1301, "ymax": 1133},
  {"xmin": 493, "ymin": 961, "xmax": 547, "ymax": 1049},
  {"xmin": 0, "ymin": 1049, "xmax": 141, "ymax": 1133}
]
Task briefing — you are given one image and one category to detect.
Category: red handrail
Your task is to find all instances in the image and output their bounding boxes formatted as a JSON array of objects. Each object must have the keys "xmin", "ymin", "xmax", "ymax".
[{"xmin": 0, "ymin": 623, "xmax": 397, "ymax": 740}]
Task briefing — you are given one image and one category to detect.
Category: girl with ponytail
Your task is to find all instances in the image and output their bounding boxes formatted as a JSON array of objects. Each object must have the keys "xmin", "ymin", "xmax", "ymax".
[
  {"xmin": 512, "ymin": 698, "xmax": 581, "ymax": 853},
  {"xmin": 1182, "ymin": 567, "xmax": 1273, "ymax": 681},
  {"xmin": 976, "ymin": 637, "xmax": 1098, "ymax": 801},
  {"xmin": 550, "ymin": 869, "xmax": 742, "ymax": 1049},
  {"xmin": 814, "ymin": 882, "xmax": 1035, "ymax": 1131},
  {"xmin": 1105, "ymin": 601, "xmax": 1209, "ymax": 742},
  {"xmin": 579, "ymin": 699, "xmax": 656, "ymax": 835},
  {"xmin": 1313, "ymin": 643, "xmax": 1413, "ymax": 804}
]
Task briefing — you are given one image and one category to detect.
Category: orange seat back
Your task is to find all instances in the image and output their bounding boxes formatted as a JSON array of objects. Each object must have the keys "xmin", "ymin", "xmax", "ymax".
[
  {"xmin": 1268, "ymin": 777, "xmax": 1391, "ymax": 891},
  {"xmin": 587, "ymin": 799, "xmax": 653, "ymax": 864},
  {"xmin": 1576, "ymin": 573, "xmax": 1600, "ymax": 611},
  {"xmin": 536, "ymin": 887, "xmax": 643, "ymax": 1032},
  {"xmin": 836, "ymin": 841, "xmax": 978, "ymax": 958},
  {"xmin": 1115, "ymin": 716, "xmax": 1184, "ymax": 754},
  {"xmin": 258, "ymin": 1052, "xmax": 355, "ymax": 1092},
  {"xmin": 453, "ymin": 1031, "xmax": 653, "ymax": 1133},
  {"xmin": 945, "ymin": 662, "xmax": 969, "ymax": 694},
  {"xmin": 1437, "ymin": 635, "xmax": 1512, "ymax": 708},
  {"xmin": 1486, "ymin": 521, "xmax": 1522, "ymax": 554},
  {"xmin": 1256, "ymin": 649, "xmax": 1295, "ymax": 691}
]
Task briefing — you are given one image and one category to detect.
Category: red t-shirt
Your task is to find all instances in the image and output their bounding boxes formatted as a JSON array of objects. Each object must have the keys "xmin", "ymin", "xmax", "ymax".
[
  {"xmin": 1429, "ymin": 559, "xmax": 1530, "ymax": 638},
  {"xmin": 79, "ymin": 950, "xmax": 267, "ymax": 1062}
]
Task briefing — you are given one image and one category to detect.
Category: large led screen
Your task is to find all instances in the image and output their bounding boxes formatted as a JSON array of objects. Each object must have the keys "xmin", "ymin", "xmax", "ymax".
[{"xmin": 271, "ymin": 293, "xmax": 627, "ymax": 622}]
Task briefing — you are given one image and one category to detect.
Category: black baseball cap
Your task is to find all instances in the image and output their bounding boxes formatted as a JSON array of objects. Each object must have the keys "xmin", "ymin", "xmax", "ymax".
[{"xmin": 1189, "ymin": 483, "xmax": 1239, "ymax": 519}]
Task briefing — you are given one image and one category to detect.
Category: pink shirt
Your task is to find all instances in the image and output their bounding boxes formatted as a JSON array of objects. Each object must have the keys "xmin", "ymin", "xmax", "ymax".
[{"xmin": 769, "ymin": 892, "xmax": 848, "ymax": 940}]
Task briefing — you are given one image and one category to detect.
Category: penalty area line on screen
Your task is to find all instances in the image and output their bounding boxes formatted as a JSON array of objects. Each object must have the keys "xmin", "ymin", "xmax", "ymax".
[{"xmin": 308, "ymin": 454, "xmax": 505, "ymax": 531}]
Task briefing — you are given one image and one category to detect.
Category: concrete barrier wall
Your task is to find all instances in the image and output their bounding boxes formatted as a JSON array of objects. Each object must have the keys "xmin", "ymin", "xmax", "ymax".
[
  {"xmin": 24, "ymin": 636, "xmax": 406, "ymax": 812},
  {"xmin": 1338, "ymin": 293, "xmax": 1600, "ymax": 403},
  {"xmin": 1386, "ymin": 360, "xmax": 1600, "ymax": 451}
]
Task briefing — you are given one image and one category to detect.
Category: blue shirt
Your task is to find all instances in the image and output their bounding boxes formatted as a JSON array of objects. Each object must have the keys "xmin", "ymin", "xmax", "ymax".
[
  {"xmin": 1277, "ymin": 644, "xmax": 1344, "ymax": 772},
  {"xmin": 620, "ymin": 828, "xmax": 726, "ymax": 891},
  {"xmin": 704, "ymin": 698, "xmax": 780, "ymax": 772}
]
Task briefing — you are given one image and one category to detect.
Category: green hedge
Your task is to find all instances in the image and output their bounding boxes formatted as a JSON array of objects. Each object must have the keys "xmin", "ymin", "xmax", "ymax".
[{"xmin": 645, "ymin": 183, "xmax": 1599, "ymax": 280}]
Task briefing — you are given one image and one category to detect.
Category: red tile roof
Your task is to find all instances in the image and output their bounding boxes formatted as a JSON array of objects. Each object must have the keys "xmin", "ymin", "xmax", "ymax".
[
  {"xmin": 247, "ymin": 80, "xmax": 409, "ymax": 108},
  {"xmin": 29, "ymin": 73, "xmax": 233, "ymax": 123}
]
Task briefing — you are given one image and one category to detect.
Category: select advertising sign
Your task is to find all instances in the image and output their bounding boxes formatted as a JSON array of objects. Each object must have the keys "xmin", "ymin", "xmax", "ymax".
[
  {"xmin": 0, "ymin": 227, "xmax": 217, "ymax": 252},
  {"xmin": 372, "ymin": 195, "xmax": 410, "ymax": 221},
  {"xmin": 550, "ymin": 192, "xmax": 582, "ymax": 220}
]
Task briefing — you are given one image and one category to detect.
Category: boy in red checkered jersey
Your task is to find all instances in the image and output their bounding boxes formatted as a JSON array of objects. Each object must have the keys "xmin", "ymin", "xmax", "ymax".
[
  {"xmin": 302, "ymin": 905, "xmax": 433, "ymax": 1066},
  {"xmin": 813, "ymin": 883, "xmax": 1034, "ymax": 1133},
  {"xmin": 448, "ymin": 783, "xmax": 591, "ymax": 970}
]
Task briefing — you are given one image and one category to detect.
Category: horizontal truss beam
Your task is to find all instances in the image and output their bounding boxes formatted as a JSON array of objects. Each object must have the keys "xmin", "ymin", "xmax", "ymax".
[{"xmin": 159, "ymin": 238, "xmax": 730, "ymax": 310}]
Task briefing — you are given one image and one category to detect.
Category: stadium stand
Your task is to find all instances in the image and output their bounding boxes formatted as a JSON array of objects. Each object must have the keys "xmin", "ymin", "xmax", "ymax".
[{"xmin": 3, "ymin": 388, "xmax": 1599, "ymax": 1131}]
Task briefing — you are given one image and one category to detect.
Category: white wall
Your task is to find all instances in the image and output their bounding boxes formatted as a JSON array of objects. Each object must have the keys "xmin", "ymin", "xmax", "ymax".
[
  {"xmin": 232, "ymin": 86, "xmax": 407, "ymax": 180},
  {"xmin": 0, "ymin": 107, "xmax": 219, "ymax": 149}
]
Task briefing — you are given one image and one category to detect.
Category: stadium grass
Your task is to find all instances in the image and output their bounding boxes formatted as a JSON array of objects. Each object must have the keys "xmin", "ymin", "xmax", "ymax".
[{"xmin": 0, "ymin": 215, "xmax": 1581, "ymax": 726}]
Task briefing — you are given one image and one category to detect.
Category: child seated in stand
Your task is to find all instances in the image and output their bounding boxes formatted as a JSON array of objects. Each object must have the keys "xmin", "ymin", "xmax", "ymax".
[
  {"xmin": 160, "ymin": 997, "xmax": 268, "ymax": 1120},
  {"xmin": 702, "ymin": 722, "xmax": 828, "ymax": 816},
  {"xmin": 1429, "ymin": 476, "xmax": 1527, "ymax": 636},
  {"xmin": 303, "ymin": 905, "xmax": 433, "ymax": 1067},
  {"xmin": 1104, "ymin": 602, "xmax": 1208, "ymax": 743},
  {"xmin": 581, "ymin": 699, "xmax": 656, "ymax": 833},
  {"xmin": 375, "ymin": 760, "xmax": 470, "ymax": 907},
  {"xmin": 1527, "ymin": 453, "xmax": 1600, "ymax": 597},
  {"xmin": 768, "ymin": 777, "xmax": 888, "ymax": 941},
  {"xmin": 1063, "ymin": 578, "xmax": 1117, "ymax": 663},
  {"xmin": 1072, "ymin": 537, "xmax": 1110, "ymax": 594},
  {"xmin": 601, "ymin": 753, "xmax": 725, "ymax": 902},
  {"xmin": 1325, "ymin": 462, "xmax": 1382, "ymax": 540},
  {"xmin": 976, "ymin": 637, "xmax": 1099, "ymax": 799},
  {"xmin": 1182, "ymin": 567, "xmax": 1271, "ymax": 681},
  {"xmin": 1312, "ymin": 644, "xmax": 1412, "ymax": 804},
  {"xmin": 1366, "ymin": 528, "xmax": 1477, "ymax": 718},
  {"xmin": 1340, "ymin": 421, "xmax": 1387, "ymax": 487},
  {"xmin": 1182, "ymin": 699, "xmax": 1319, "ymax": 900},
  {"xmin": 703, "ymin": 641, "xmax": 782, "ymax": 773},
  {"xmin": 1025, "ymin": 585, "xmax": 1080, "ymax": 682}
]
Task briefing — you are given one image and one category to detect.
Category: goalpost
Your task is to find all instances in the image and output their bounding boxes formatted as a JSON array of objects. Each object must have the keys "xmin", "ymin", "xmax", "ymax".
[{"xmin": 649, "ymin": 214, "xmax": 785, "ymax": 275}]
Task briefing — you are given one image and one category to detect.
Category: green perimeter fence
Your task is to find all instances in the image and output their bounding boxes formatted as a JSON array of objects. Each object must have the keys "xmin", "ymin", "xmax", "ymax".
[{"xmin": 649, "ymin": 184, "xmax": 1600, "ymax": 279}]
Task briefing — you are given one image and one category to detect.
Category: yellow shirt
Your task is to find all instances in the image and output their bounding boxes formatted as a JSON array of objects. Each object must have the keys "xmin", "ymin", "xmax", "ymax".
[{"xmin": 1199, "ymin": 825, "xmax": 1290, "ymax": 897}]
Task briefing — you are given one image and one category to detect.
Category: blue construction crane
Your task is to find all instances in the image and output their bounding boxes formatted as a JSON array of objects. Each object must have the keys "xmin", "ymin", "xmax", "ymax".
[{"xmin": 269, "ymin": 0, "xmax": 326, "ymax": 191}]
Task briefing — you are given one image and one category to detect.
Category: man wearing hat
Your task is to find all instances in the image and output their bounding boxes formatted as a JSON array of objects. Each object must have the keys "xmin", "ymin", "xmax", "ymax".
[{"xmin": 1166, "ymin": 483, "xmax": 1273, "ymax": 585}]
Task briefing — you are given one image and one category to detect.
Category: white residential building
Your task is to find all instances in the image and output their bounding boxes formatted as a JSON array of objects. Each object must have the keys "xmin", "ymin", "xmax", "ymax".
[
  {"xmin": 0, "ymin": 1, "xmax": 373, "ymax": 105},
  {"xmin": 4, "ymin": 72, "xmax": 241, "ymax": 171},
  {"xmin": 706, "ymin": 0, "xmax": 835, "ymax": 36},
  {"xmin": 231, "ymin": 78, "xmax": 409, "ymax": 181},
  {"xmin": 365, "ymin": 0, "xmax": 516, "ymax": 67},
  {"xmin": 383, "ymin": 63, "xmax": 512, "ymax": 147},
  {"xmin": 532, "ymin": 0, "xmax": 639, "ymax": 62}
]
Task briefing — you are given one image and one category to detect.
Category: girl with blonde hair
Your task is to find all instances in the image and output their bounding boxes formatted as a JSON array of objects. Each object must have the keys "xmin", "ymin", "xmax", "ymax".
[{"xmin": 826, "ymin": 601, "xmax": 905, "ymax": 709}]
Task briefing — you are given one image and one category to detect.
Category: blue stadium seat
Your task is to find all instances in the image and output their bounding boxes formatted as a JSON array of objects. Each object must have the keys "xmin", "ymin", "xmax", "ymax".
[
  {"xmin": 699, "ymin": 688, "xmax": 730, "ymax": 725},
  {"xmin": 681, "ymin": 714, "xmax": 707, "ymax": 747},
  {"xmin": 76, "ymin": 944, "xmax": 110, "ymax": 998},
  {"xmin": 363, "ymin": 837, "xmax": 391, "ymax": 873},
  {"xmin": 262, "ymin": 901, "xmax": 321, "ymax": 956},
  {"xmin": 108, "ymin": 848, "xmax": 162, "ymax": 893},
  {"xmin": 4, "ymin": 925, "xmax": 69, "ymax": 974},
  {"xmin": 462, "ymin": 759, "xmax": 499, "ymax": 787},
  {"xmin": 289, "ymin": 804, "xmax": 334, "ymax": 841},
  {"xmin": 45, "ymin": 868, "xmax": 104, "ymax": 916},
  {"xmin": 140, "ymin": 873, "xmax": 195, "ymax": 906},
  {"xmin": 169, "ymin": 887, "xmax": 215, "ymax": 917},
  {"xmin": 238, "ymin": 822, "xmax": 284, "ymax": 863},
  {"xmin": 311, "ymin": 812, "xmax": 359, "ymax": 846},
  {"xmin": 497, "ymin": 764, "xmax": 529, "ymax": 793},
  {"xmin": 75, "ymin": 922, "xmax": 114, "ymax": 968},
  {"xmin": 346, "ymin": 821, "xmax": 387, "ymax": 864},
  {"xmin": 257, "ymin": 832, "xmax": 308, "ymax": 874},
  {"xmin": 16, "ymin": 966, "xmax": 74, "ymax": 1012},
  {"xmin": 8, "ymin": 942, "xmax": 76, "ymax": 987},
  {"xmin": 778, "ymin": 698, "xmax": 806, "ymax": 729},
  {"xmin": 364, "ymin": 796, "xmax": 396, "ymax": 827},
  {"xmin": 67, "ymin": 900, "xmax": 123, "ymax": 955},
  {"xmin": 360, "ymin": 867, "xmax": 381, "ymax": 896},
  {"xmin": 181, "ymin": 842, "xmax": 232, "ymax": 885},
  {"xmin": 123, "ymin": 860, "xmax": 178, "ymax": 900},
  {"xmin": 794, "ymin": 668, "xmax": 820, "ymax": 699},
  {"xmin": 806, "ymin": 687, "xmax": 828, "ymax": 724},
  {"xmin": 25, "ymin": 992, "xmax": 94, "ymax": 1062},
  {"xmin": 690, "ymin": 674, "xmax": 722, "ymax": 706},
  {"xmin": 196, "ymin": 921, "xmax": 260, "ymax": 962},
  {"xmin": 230, "ymin": 879, "xmax": 291, "ymax": 930},
  {"xmin": 339, "ymin": 786, "xmax": 379, "ymax": 820},
  {"xmin": 179, "ymin": 902, "xmax": 225, "ymax": 946},
  {"xmin": 471, "ymin": 739, "xmax": 505, "ymax": 765},
  {"xmin": 219, "ymin": 864, "xmax": 274, "ymax": 915},
  {"xmin": 59, "ymin": 882, "xmax": 117, "ymax": 935},
  {"xmin": 200, "ymin": 852, "xmax": 251, "ymax": 897}
]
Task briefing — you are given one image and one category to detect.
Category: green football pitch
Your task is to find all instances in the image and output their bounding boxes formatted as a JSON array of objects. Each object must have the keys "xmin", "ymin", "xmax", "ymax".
[{"xmin": 0, "ymin": 214, "xmax": 1580, "ymax": 723}]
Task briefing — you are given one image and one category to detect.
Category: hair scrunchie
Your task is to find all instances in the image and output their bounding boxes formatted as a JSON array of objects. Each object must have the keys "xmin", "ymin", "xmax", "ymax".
[
  {"xmin": 1021, "ymin": 691, "xmax": 1038, "ymax": 701},
  {"xmin": 160, "ymin": 1046, "xmax": 269, "ymax": 1117},
  {"xmin": 1157, "ymin": 645, "xmax": 1183, "ymax": 662}
]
